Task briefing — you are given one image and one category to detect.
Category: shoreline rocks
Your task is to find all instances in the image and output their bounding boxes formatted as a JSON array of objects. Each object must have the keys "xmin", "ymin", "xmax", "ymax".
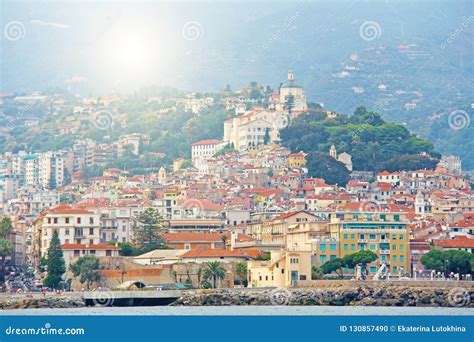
[
  {"xmin": 1, "ymin": 283, "xmax": 472, "ymax": 309},
  {"xmin": 0, "ymin": 294, "xmax": 85, "ymax": 310},
  {"xmin": 172, "ymin": 285, "xmax": 473, "ymax": 308}
]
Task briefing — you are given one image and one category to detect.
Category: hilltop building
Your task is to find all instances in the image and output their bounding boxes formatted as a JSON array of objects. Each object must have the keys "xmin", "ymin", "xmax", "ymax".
[
  {"xmin": 329, "ymin": 145, "xmax": 353, "ymax": 171},
  {"xmin": 274, "ymin": 69, "xmax": 308, "ymax": 111}
]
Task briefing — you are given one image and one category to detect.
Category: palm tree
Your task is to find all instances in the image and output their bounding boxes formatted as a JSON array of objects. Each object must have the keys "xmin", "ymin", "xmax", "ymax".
[
  {"xmin": 204, "ymin": 261, "xmax": 226, "ymax": 289},
  {"xmin": 235, "ymin": 262, "xmax": 248, "ymax": 286}
]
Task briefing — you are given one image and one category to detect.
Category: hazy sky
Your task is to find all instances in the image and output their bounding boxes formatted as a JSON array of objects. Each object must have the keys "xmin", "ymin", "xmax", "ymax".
[{"xmin": 1, "ymin": 1, "xmax": 472, "ymax": 95}]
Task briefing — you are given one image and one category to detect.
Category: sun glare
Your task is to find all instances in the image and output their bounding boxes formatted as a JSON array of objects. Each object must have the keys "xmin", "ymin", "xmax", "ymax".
[{"xmin": 102, "ymin": 29, "xmax": 155, "ymax": 76}]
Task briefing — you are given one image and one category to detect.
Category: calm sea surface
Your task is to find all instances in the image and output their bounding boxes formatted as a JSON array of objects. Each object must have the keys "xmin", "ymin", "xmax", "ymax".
[{"xmin": 2, "ymin": 306, "xmax": 472, "ymax": 316}]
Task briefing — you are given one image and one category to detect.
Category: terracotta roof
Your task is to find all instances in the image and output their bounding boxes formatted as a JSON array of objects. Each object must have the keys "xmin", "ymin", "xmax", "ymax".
[
  {"xmin": 48, "ymin": 205, "xmax": 94, "ymax": 215},
  {"xmin": 182, "ymin": 248, "xmax": 261, "ymax": 259},
  {"xmin": 433, "ymin": 236, "xmax": 474, "ymax": 249}
]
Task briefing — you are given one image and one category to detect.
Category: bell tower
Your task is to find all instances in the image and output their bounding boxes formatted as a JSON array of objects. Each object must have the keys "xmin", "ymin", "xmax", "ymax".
[{"xmin": 288, "ymin": 68, "xmax": 295, "ymax": 81}]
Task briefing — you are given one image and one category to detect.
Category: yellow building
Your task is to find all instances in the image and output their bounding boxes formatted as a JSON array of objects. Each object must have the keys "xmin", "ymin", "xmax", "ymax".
[
  {"xmin": 247, "ymin": 211, "xmax": 317, "ymax": 244},
  {"xmin": 287, "ymin": 152, "xmax": 306, "ymax": 169},
  {"xmin": 285, "ymin": 221, "xmax": 330, "ymax": 252},
  {"xmin": 248, "ymin": 250, "xmax": 312, "ymax": 287},
  {"xmin": 329, "ymin": 211, "xmax": 410, "ymax": 275}
]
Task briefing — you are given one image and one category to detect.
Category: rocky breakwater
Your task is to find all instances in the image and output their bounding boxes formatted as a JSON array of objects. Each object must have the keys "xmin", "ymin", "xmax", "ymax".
[
  {"xmin": 172, "ymin": 284, "xmax": 474, "ymax": 307},
  {"xmin": 0, "ymin": 294, "xmax": 85, "ymax": 310}
]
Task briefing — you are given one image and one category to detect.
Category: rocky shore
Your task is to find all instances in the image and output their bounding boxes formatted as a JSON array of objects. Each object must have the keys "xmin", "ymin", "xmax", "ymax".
[
  {"xmin": 172, "ymin": 285, "xmax": 473, "ymax": 307},
  {"xmin": 0, "ymin": 294, "xmax": 85, "ymax": 310},
  {"xmin": 1, "ymin": 283, "xmax": 472, "ymax": 309}
]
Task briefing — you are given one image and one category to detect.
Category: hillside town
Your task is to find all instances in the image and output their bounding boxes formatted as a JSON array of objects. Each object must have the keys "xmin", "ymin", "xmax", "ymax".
[{"xmin": 0, "ymin": 70, "xmax": 472, "ymax": 293}]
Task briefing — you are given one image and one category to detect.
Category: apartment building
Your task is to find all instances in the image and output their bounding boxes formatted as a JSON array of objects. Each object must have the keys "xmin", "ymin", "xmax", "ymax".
[
  {"xmin": 40, "ymin": 206, "xmax": 101, "ymax": 257},
  {"xmin": 329, "ymin": 211, "xmax": 410, "ymax": 274}
]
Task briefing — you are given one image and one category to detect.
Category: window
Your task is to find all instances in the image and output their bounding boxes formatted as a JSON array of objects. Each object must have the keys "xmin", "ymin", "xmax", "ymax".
[
  {"xmin": 370, "ymin": 266, "xmax": 377, "ymax": 273},
  {"xmin": 330, "ymin": 255, "xmax": 336, "ymax": 260},
  {"xmin": 351, "ymin": 244, "xmax": 355, "ymax": 251},
  {"xmin": 399, "ymin": 234, "xmax": 404, "ymax": 240},
  {"xmin": 90, "ymin": 250, "xmax": 96, "ymax": 255},
  {"xmin": 320, "ymin": 244, "xmax": 326, "ymax": 251},
  {"xmin": 400, "ymin": 245, "xmax": 404, "ymax": 251},
  {"xmin": 281, "ymin": 269, "xmax": 284, "ymax": 274},
  {"xmin": 65, "ymin": 229, "xmax": 70, "ymax": 235},
  {"xmin": 320, "ymin": 255, "xmax": 327, "ymax": 263},
  {"xmin": 65, "ymin": 217, "xmax": 70, "ymax": 224},
  {"xmin": 48, "ymin": 218, "xmax": 51, "ymax": 224},
  {"xmin": 400, "ymin": 256, "xmax": 405, "ymax": 262},
  {"xmin": 74, "ymin": 250, "xmax": 80, "ymax": 257},
  {"xmin": 392, "ymin": 234, "xmax": 397, "ymax": 240},
  {"xmin": 89, "ymin": 217, "xmax": 94, "ymax": 224},
  {"xmin": 89, "ymin": 228, "xmax": 94, "ymax": 235},
  {"xmin": 351, "ymin": 234, "xmax": 355, "ymax": 239},
  {"xmin": 77, "ymin": 217, "xmax": 81, "ymax": 224},
  {"xmin": 343, "ymin": 244, "xmax": 348, "ymax": 251},
  {"xmin": 392, "ymin": 255, "xmax": 397, "ymax": 262},
  {"xmin": 369, "ymin": 244, "xmax": 376, "ymax": 251},
  {"xmin": 330, "ymin": 244, "xmax": 336, "ymax": 251},
  {"xmin": 299, "ymin": 275, "xmax": 307, "ymax": 280},
  {"xmin": 369, "ymin": 234, "xmax": 376, "ymax": 240},
  {"xmin": 106, "ymin": 250, "xmax": 112, "ymax": 257},
  {"xmin": 392, "ymin": 245, "xmax": 397, "ymax": 250},
  {"xmin": 343, "ymin": 234, "xmax": 348, "ymax": 239},
  {"xmin": 53, "ymin": 218, "xmax": 58, "ymax": 224},
  {"xmin": 359, "ymin": 234, "xmax": 365, "ymax": 239}
]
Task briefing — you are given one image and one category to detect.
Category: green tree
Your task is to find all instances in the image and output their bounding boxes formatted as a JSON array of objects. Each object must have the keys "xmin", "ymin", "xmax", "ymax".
[
  {"xmin": 311, "ymin": 266, "xmax": 323, "ymax": 280},
  {"xmin": 421, "ymin": 249, "xmax": 474, "ymax": 275},
  {"xmin": 321, "ymin": 258, "xmax": 346, "ymax": 278},
  {"xmin": 204, "ymin": 261, "xmax": 226, "ymax": 288},
  {"xmin": 263, "ymin": 127, "xmax": 271, "ymax": 145},
  {"xmin": 235, "ymin": 262, "xmax": 248, "ymax": 286},
  {"xmin": 284, "ymin": 94, "xmax": 295, "ymax": 117},
  {"xmin": 0, "ymin": 217, "xmax": 13, "ymax": 280},
  {"xmin": 43, "ymin": 231, "xmax": 66, "ymax": 289},
  {"xmin": 133, "ymin": 208, "xmax": 165, "ymax": 252},
  {"xmin": 112, "ymin": 242, "xmax": 142, "ymax": 256},
  {"xmin": 306, "ymin": 152, "xmax": 350, "ymax": 186},
  {"xmin": 70, "ymin": 255, "xmax": 102, "ymax": 290},
  {"xmin": 343, "ymin": 250, "xmax": 378, "ymax": 270},
  {"xmin": 420, "ymin": 249, "xmax": 445, "ymax": 272}
]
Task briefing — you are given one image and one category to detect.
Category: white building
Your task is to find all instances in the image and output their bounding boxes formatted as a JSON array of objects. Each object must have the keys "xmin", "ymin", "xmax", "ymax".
[
  {"xmin": 191, "ymin": 140, "xmax": 226, "ymax": 171},
  {"xmin": 275, "ymin": 69, "xmax": 308, "ymax": 111},
  {"xmin": 40, "ymin": 206, "xmax": 100, "ymax": 257}
]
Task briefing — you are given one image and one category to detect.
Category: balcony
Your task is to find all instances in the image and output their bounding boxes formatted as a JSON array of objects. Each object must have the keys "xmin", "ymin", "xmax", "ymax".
[
  {"xmin": 380, "ymin": 249, "xmax": 390, "ymax": 255},
  {"xmin": 358, "ymin": 239, "xmax": 368, "ymax": 243}
]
